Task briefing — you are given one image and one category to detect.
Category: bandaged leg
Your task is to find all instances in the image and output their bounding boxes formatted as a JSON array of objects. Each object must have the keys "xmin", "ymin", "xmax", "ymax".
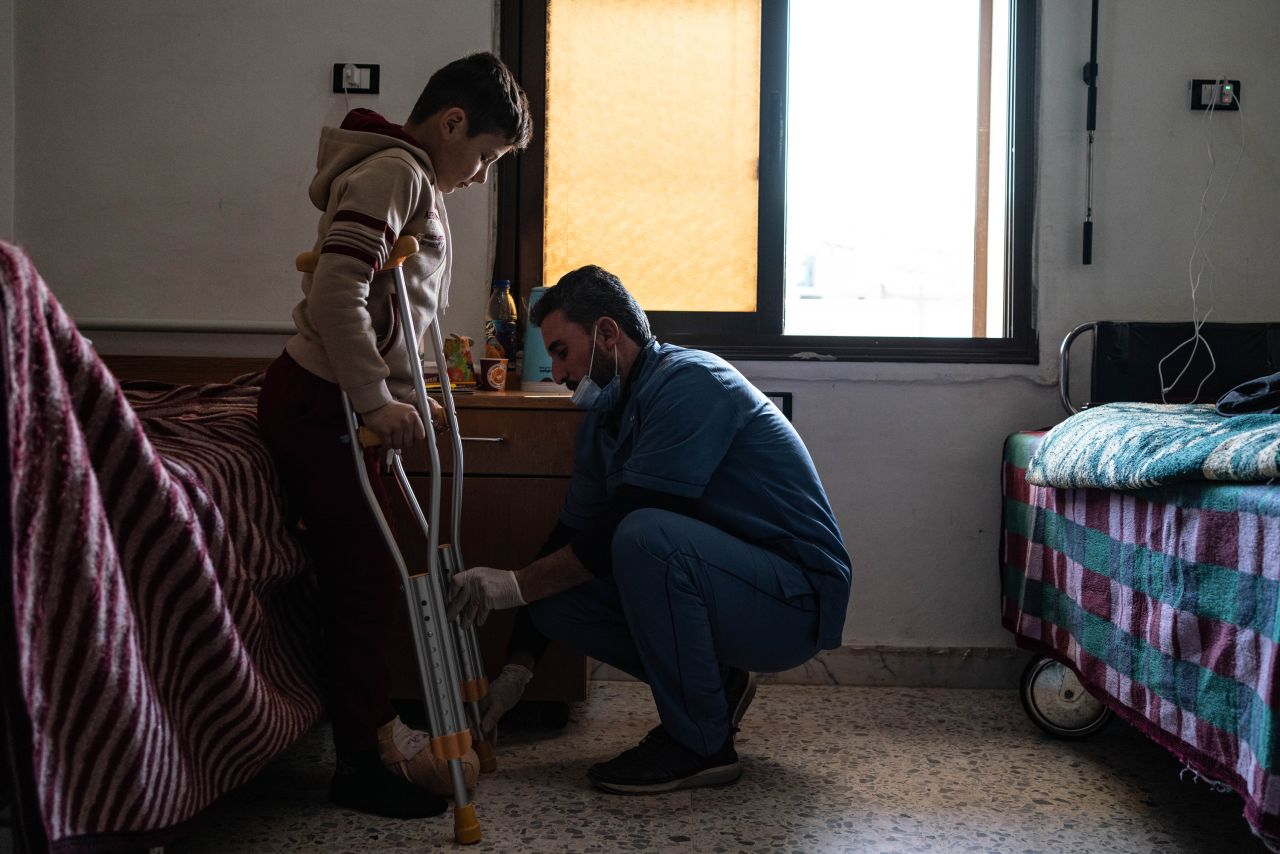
[{"xmin": 377, "ymin": 716, "xmax": 479, "ymax": 796}]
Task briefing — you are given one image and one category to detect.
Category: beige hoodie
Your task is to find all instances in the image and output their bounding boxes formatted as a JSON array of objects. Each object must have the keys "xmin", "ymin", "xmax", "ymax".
[{"xmin": 285, "ymin": 113, "xmax": 452, "ymax": 413}]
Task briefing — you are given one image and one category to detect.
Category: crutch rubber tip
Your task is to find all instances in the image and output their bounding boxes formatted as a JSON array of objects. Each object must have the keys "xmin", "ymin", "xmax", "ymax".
[
  {"xmin": 475, "ymin": 740, "xmax": 497, "ymax": 774},
  {"xmin": 453, "ymin": 803, "xmax": 481, "ymax": 844}
]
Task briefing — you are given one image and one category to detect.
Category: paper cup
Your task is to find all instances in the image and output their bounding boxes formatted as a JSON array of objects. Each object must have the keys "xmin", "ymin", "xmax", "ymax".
[{"xmin": 478, "ymin": 357, "xmax": 508, "ymax": 391}]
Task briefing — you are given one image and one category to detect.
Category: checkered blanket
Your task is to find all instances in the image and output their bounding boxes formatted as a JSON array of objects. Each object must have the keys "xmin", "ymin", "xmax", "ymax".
[
  {"xmin": 1027, "ymin": 402, "xmax": 1280, "ymax": 489},
  {"xmin": 1002, "ymin": 430, "xmax": 1280, "ymax": 846},
  {"xmin": 1, "ymin": 241, "xmax": 323, "ymax": 852}
]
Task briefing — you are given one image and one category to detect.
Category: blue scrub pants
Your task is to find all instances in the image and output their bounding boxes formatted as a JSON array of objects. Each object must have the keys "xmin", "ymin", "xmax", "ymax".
[{"xmin": 528, "ymin": 509, "xmax": 821, "ymax": 757}]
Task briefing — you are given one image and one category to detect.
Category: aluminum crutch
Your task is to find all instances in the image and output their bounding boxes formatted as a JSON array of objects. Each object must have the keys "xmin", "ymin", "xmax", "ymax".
[
  {"xmin": 325, "ymin": 241, "xmax": 496, "ymax": 771},
  {"xmin": 376, "ymin": 264, "xmax": 495, "ymax": 773},
  {"xmin": 417, "ymin": 316, "xmax": 495, "ymax": 773},
  {"xmin": 294, "ymin": 236, "xmax": 485, "ymax": 844}
]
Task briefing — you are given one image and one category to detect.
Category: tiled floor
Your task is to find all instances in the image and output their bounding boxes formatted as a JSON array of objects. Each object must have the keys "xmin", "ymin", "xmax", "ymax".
[{"xmin": 152, "ymin": 682, "xmax": 1266, "ymax": 853}]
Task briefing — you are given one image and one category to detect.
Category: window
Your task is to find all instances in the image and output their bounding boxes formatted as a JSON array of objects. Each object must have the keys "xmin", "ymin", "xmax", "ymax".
[{"xmin": 498, "ymin": 0, "xmax": 1037, "ymax": 362}]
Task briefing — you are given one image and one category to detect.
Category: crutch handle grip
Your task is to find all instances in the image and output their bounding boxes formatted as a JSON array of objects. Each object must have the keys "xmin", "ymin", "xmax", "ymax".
[
  {"xmin": 294, "ymin": 234, "xmax": 420, "ymax": 274},
  {"xmin": 385, "ymin": 234, "xmax": 419, "ymax": 268},
  {"xmin": 356, "ymin": 426, "xmax": 383, "ymax": 448}
]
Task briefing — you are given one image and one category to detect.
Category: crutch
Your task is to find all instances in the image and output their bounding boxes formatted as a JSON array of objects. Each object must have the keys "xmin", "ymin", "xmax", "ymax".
[
  {"xmin": 424, "ymin": 318, "xmax": 497, "ymax": 776},
  {"xmin": 295, "ymin": 236, "xmax": 491, "ymax": 844},
  {"xmin": 384, "ymin": 257, "xmax": 496, "ymax": 775}
]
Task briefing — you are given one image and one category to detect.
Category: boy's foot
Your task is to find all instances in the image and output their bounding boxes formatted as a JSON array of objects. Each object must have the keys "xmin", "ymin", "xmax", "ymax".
[
  {"xmin": 723, "ymin": 667, "xmax": 757, "ymax": 731},
  {"xmin": 330, "ymin": 751, "xmax": 448, "ymax": 819},
  {"xmin": 378, "ymin": 716, "xmax": 479, "ymax": 796},
  {"xmin": 587, "ymin": 727, "xmax": 741, "ymax": 795}
]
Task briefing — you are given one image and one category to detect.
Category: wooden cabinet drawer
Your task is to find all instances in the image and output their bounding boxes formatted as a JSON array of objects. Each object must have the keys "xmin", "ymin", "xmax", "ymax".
[{"xmin": 401, "ymin": 406, "xmax": 582, "ymax": 476}]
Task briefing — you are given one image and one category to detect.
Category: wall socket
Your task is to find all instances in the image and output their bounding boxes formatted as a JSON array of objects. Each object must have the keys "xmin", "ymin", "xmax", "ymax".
[
  {"xmin": 333, "ymin": 63, "xmax": 380, "ymax": 95},
  {"xmin": 1189, "ymin": 78, "xmax": 1240, "ymax": 111}
]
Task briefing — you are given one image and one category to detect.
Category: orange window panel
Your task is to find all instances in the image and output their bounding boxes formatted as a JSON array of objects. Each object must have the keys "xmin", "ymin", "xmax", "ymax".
[{"xmin": 544, "ymin": 0, "xmax": 761, "ymax": 313}]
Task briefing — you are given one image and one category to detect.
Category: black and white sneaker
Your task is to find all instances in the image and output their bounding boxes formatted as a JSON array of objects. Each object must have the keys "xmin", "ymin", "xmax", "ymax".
[
  {"xmin": 588, "ymin": 727, "xmax": 741, "ymax": 795},
  {"xmin": 723, "ymin": 667, "xmax": 757, "ymax": 731}
]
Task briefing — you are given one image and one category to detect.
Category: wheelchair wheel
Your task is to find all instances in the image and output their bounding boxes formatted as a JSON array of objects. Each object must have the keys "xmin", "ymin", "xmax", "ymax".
[{"xmin": 1019, "ymin": 655, "xmax": 1112, "ymax": 739}]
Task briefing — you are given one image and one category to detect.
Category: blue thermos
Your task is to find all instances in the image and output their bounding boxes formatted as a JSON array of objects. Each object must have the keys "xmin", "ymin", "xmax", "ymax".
[{"xmin": 520, "ymin": 286, "xmax": 560, "ymax": 388}]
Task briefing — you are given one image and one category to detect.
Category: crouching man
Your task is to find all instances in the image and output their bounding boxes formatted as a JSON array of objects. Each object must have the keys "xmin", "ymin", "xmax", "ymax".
[{"xmin": 448, "ymin": 265, "xmax": 851, "ymax": 794}]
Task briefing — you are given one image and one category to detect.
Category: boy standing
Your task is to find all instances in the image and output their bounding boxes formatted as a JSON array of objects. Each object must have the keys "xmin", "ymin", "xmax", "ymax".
[{"xmin": 257, "ymin": 52, "xmax": 529, "ymax": 819}]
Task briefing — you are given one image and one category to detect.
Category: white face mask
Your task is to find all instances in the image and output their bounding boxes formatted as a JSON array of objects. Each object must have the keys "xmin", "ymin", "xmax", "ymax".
[{"xmin": 570, "ymin": 323, "xmax": 621, "ymax": 411}]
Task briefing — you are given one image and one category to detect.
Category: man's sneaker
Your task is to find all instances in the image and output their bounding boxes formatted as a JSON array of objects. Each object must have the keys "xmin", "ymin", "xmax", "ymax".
[
  {"xmin": 587, "ymin": 726, "xmax": 741, "ymax": 795},
  {"xmin": 330, "ymin": 750, "xmax": 448, "ymax": 819},
  {"xmin": 723, "ymin": 667, "xmax": 757, "ymax": 732}
]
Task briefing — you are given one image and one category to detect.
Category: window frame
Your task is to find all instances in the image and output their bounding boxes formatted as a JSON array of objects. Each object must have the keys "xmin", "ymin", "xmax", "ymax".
[{"xmin": 497, "ymin": 0, "xmax": 1038, "ymax": 364}]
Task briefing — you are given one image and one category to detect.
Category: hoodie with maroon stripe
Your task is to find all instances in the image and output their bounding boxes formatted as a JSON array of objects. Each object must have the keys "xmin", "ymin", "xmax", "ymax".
[{"xmin": 285, "ymin": 109, "xmax": 452, "ymax": 413}]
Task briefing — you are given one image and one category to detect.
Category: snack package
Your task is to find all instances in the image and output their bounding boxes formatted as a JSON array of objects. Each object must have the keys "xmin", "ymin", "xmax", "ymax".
[{"xmin": 424, "ymin": 334, "xmax": 477, "ymax": 393}]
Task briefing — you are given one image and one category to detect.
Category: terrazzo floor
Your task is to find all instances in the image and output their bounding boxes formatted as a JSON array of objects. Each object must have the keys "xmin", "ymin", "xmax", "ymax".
[{"xmin": 156, "ymin": 682, "xmax": 1264, "ymax": 854}]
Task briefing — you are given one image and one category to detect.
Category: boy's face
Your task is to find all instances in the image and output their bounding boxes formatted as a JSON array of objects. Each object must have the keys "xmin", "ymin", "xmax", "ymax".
[{"xmin": 433, "ymin": 108, "xmax": 513, "ymax": 194}]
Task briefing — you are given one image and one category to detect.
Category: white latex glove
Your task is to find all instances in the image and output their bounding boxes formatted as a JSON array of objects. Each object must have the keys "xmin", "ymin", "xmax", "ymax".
[
  {"xmin": 480, "ymin": 663, "xmax": 534, "ymax": 736},
  {"xmin": 447, "ymin": 567, "xmax": 526, "ymax": 627}
]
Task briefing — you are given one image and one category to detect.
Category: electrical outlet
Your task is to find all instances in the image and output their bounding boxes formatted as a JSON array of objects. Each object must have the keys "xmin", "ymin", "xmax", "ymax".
[
  {"xmin": 1190, "ymin": 78, "xmax": 1240, "ymax": 111},
  {"xmin": 332, "ymin": 63, "xmax": 380, "ymax": 95}
]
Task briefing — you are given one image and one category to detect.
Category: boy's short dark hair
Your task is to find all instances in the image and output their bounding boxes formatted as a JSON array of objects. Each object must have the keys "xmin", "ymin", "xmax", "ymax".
[
  {"xmin": 409, "ymin": 52, "xmax": 531, "ymax": 149},
  {"xmin": 531, "ymin": 265, "xmax": 653, "ymax": 345}
]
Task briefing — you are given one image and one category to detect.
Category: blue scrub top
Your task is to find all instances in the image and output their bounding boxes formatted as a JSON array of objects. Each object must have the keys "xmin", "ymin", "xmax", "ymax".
[{"xmin": 561, "ymin": 340, "xmax": 852, "ymax": 650}]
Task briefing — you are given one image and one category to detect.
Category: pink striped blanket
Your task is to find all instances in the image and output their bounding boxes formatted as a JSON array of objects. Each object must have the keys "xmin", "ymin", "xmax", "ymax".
[
  {"xmin": 1, "ymin": 241, "xmax": 323, "ymax": 852},
  {"xmin": 1002, "ymin": 429, "xmax": 1280, "ymax": 846}
]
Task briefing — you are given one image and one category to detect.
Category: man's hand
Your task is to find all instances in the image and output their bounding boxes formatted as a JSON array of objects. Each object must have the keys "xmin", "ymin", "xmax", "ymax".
[
  {"xmin": 363, "ymin": 401, "xmax": 425, "ymax": 450},
  {"xmin": 479, "ymin": 663, "xmax": 534, "ymax": 737},
  {"xmin": 447, "ymin": 567, "xmax": 526, "ymax": 627}
]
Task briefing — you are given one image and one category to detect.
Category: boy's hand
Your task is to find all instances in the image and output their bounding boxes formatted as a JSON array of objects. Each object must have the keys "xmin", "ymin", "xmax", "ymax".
[
  {"xmin": 426, "ymin": 396, "xmax": 450, "ymax": 433},
  {"xmin": 363, "ymin": 401, "xmax": 425, "ymax": 449}
]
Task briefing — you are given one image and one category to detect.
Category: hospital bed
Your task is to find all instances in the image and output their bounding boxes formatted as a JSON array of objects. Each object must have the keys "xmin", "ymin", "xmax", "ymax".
[
  {"xmin": 1000, "ymin": 320, "xmax": 1280, "ymax": 846},
  {"xmin": 0, "ymin": 240, "xmax": 326, "ymax": 852}
]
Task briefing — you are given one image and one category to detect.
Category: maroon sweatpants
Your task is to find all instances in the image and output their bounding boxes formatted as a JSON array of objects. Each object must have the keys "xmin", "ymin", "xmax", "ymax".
[{"xmin": 257, "ymin": 350, "xmax": 400, "ymax": 760}]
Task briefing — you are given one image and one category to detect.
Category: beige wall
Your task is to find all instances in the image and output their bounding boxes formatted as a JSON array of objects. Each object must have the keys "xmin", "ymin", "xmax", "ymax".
[
  {"xmin": 13, "ymin": 0, "xmax": 498, "ymax": 354},
  {"xmin": 10, "ymin": 1, "xmax": 1280, "ymax": 649}
]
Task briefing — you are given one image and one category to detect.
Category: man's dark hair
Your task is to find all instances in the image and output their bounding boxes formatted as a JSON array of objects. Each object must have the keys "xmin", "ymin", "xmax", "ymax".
[
  {"xmin": 409, "ymin": 52, "xmax": 532, "ymax": 149},
  {"xmin": 531, "ymin": 265, "xmax": 652, "ymax": 345}
]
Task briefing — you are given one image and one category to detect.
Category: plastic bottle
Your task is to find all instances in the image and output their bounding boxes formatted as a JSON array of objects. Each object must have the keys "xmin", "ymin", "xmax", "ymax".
[{"xmin": 484, "ymin": 279, "xmax": 519, "ymax": 361}]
